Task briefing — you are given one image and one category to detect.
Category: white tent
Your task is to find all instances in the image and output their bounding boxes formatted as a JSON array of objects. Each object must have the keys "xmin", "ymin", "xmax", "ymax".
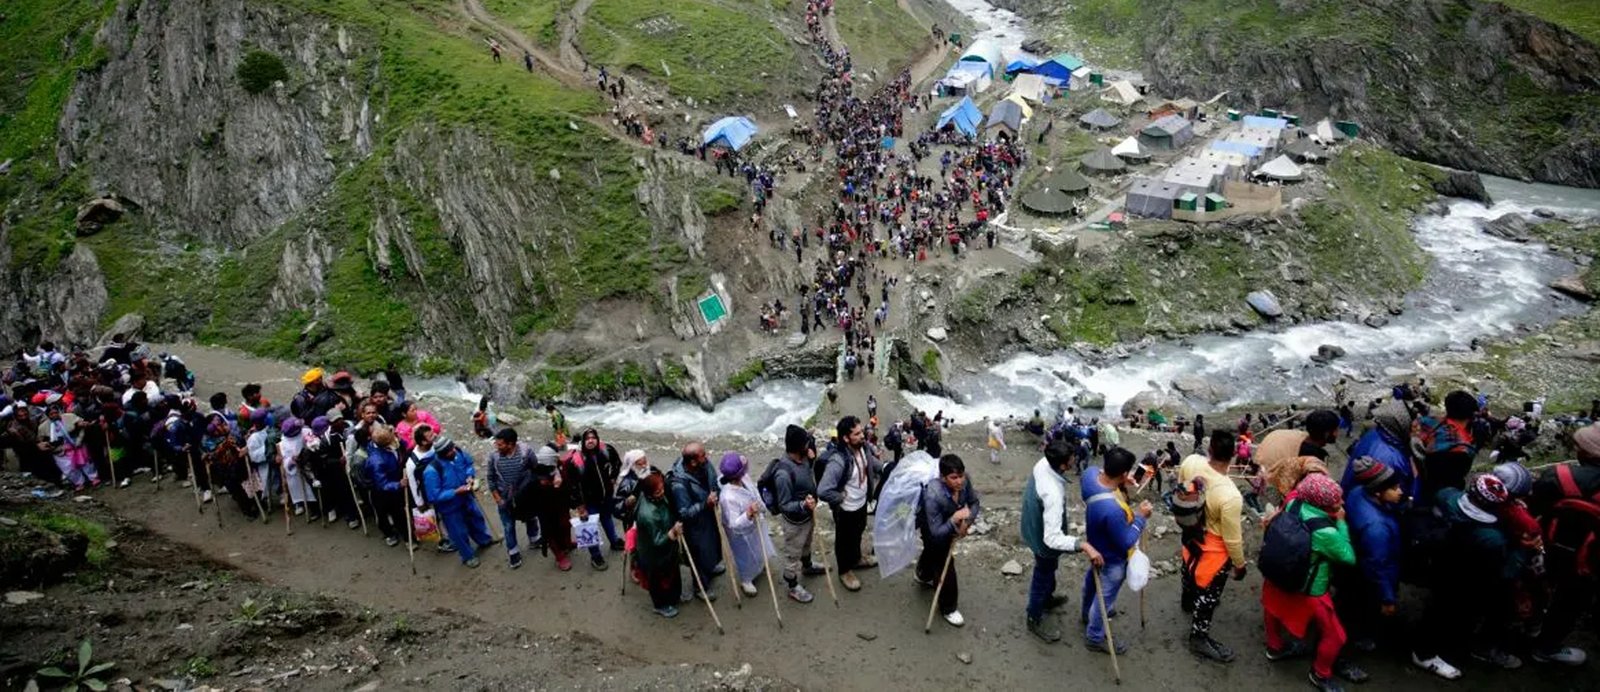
[
  {"xmin": 1112, "ymin": 135, "xmax": 1149, "ymax": 161},
  {"xmin": 1313, "ymin": 119, "xmax": 1347, "ymax": 144},
  {"xmin": 958, "ymin": 39, "xmax": 1005, "ymax": 77},
  {"xmin": 1070, "ymin": 66, "xmax": 1093, "ymax": 91},
  {"xmin": 1009, "ymin": 73, "xmax": 1047, "ymax": 103},
  {"xmin": 1255, "ymin": 155, "xmax": 1305, "ymax": 182},
  {"xmin": 1102, "ymin": 80, "xmax": 1143, "ymax": 106}
]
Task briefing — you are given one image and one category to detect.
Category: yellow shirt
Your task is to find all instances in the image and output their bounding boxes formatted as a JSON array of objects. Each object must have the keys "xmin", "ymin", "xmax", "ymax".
[{"xmin": 1178, "ymin": 454, "xmax": 1246, "ymax": 567}]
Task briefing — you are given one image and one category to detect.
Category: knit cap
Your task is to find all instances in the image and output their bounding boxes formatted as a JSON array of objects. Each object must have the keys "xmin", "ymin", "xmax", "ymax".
[
  {"xmin": 1491, "ymin": 462, "xmax": 1532, "ymax": 497},
  {"xmin": 1295, "ymin": 472, "xmax": 1343, "ymax": 513},
  {"xmin": 1350, "ymin": 456, "xmax": 1397, "ymax": 494}
]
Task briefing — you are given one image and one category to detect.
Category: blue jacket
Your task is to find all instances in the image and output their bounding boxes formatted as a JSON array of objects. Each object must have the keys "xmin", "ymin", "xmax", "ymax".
[
  {"xmin": 1082, "ymin": 467, "xmax": 1145, "ymax": 566},
  {"xmin": 921, "ymin": 480, "xmax": 981, "ymax": 545},
  {"xmin": 1344, "ymin": 428, "xmax": 1417, "ymax": 499},
  {"xmin": 424, "ymin": 449, "xmax": 477, "ymax": 511},
  {"xmin": 1344, "ymin": 486, "xmax": 1402, "ymax": 604},
  {"xmin": 365, "ymin": 443, "xmax": 403, "ymax": 494}
]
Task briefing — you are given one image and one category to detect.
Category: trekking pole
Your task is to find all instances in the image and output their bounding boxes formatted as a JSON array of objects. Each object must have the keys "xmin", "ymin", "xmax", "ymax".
[
  {"xmin": 247, "ymin": 463, "xmax": 270, "ymax": 524},
  {"xmin": 310, "ymin": 470, "xmax": 327, "ymax": 527},
  {"xmin": 343, "ymin": 464, "xmax": 369, "ymax": 536},
  {"xmin": 713, "ymin": 510, "xmax": 744, "ymax": 609},
  {"xmin": 923, "ymin": 535, "xmax": 958, "ymax": 633},
  {"xmin": 679, "ymin": 533, "xmax": 725, "ymax": 635},
  {"xmin": 184, "ymin": 450, "xmax": 205, "ymax": 514},
  {"xmin": 619, "ymin": 548, "xmax": 631, "ymax": 596},
  {"xmin": 811, "ymin": 507, "xmax": 840, "ymax": 608},
  {"xmin": 101, "ymin": 422, "xmax": 118, "ymax": 490},
  {"xmin": 756, "ymin": 513, "xmax": 784, "ymax": 629},
  {"xmin": 203, "ymin": 454, "xmax": 223, "ymax": 529},
  {"xmin": 1092, "ymin": 566, "xmax": 1122, "ymax": 684},
  {"xmin": 403, "ymin": 479, "xmax": 417, "ymax": 576},
  {"xmin": 1138, "ymin": 533, "xmax": 1147, "ymax": 631},
  {"xmin": 275, "ymin": 453, "xmax": 295, "ymax": 536}
]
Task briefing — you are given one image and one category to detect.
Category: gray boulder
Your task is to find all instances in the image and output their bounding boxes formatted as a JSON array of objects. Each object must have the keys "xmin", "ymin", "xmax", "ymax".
[
  {"xmin": 1245, "ymin": 290, "xmax": 1283, "ymax": 318},
  {"xmin": 1483, "ymin": 213, "xmax": 1531, "ymax": 242},
  {"xmin": 1431, "ymin": 170, "xmax": 1491, "ymax": 205},
  {"xmin": 1074, "ymin": 390, "xmax": 1107, "ymax": 409},
  {"xmin": 1119, "ymin": 389, "xmax": 1194, "ymax": 419},
  {"xmin": 1551, "ymin": 275, "xmax": 1594, "ymax": 302},
  {"xmin": 1171, "ymin": 375, "xmax": 1226, "ymax": 404}
]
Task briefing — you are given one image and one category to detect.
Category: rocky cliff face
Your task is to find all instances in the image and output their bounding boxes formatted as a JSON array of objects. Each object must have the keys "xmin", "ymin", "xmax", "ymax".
[{"xmin": 1139, "ymin": 0, "xmax": 1600, "ymax": 188}]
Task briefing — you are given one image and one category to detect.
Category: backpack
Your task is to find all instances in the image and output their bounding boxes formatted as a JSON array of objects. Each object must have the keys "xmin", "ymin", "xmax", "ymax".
[
  {"xmin": 1258, "ymin": 500, "xmax": 1335, "ymax": 593},
  {"xmin": 1399, "ymin": 504, "xmax": 1452, "ymax": 586},
  {"xmin": 756, "ymin": 458, "xmax": 790, "ymax": 515},
  {"xmin": 1543, "ymin": 464, "xmax": 1600, "ymax": 577},
  {"xmin": 409, "ymin": 451, "xmax": 438, "ymax": 510}
]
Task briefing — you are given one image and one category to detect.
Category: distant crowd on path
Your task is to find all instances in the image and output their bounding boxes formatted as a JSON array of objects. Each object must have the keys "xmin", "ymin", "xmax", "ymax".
[{"xmin": 6, "ymin": 338, "xmax": 1600, "ymax": 688}]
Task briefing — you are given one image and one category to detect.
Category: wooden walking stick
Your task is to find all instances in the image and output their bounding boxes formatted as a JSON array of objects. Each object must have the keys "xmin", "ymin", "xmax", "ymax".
[
  {"xmin": 183, "ymin": 449, "xmax": 205, "ymax": 514},
  {"xmin": 756, "ymin": 513, "xmax": 784, "ymax": 628},
  {"xmin": 203, "ymin": 453, "xmax": 223, "ymax": 529},
  {"xmin": 1092, "ymin": 566, "xmax": 1122, "ymax": 684},
  {"xmin": 403, "ymin": 477, "xmax": 418, "ymax": 576},
  {"xmin": 245, "ymin": 462, "xmax": 269, "ymax": 524},
  {"xmin": 713, "ymin": 509, "xmax": 744, "ymax": 609},
  {"xmin": 619, "ymin": 548, "xmax": 631, "ymax": 596},
  {"xmin": 274, "ymin": 446, "xmax": 296, "ymax": 536},
  {"xmin": 1139, "ymin": 533, "xmax": 1147, "ymax": 631},
  {"xmin": 100, "ymin": 421, "xmax": 118, "ymax": 490},
  {"xmin": 922, "ymin": 536, "xmax": 959, "ymax": 633},
  {"xmin": 343, "ymin": 460, "xmax": 369, "ymax": 536},
  {"xmin": 811, "ymin": 507, "xmax": 840, "ymax": 608},
  {"xmin": 679, "ymin": 533, "xmax": 725, "ymax": 635}
]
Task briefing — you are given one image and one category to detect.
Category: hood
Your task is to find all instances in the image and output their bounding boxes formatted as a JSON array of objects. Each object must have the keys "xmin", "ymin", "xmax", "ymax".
[{"xmin": 1374, "ymin": 400, "xmax": 1410, "ymax": 446}]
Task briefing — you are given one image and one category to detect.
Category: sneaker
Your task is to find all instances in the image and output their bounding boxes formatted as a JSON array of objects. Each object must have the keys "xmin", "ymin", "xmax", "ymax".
[
  {"xmin": 591, "ymin": 557, "xmax": 609, "ymax": 571},
  {"xmin": 324, "ymin": 510, "xmax": 337, "ymax": 522},
  {"xmin": 509, "ymin": 552, "xmax": 524, "ymax": 570},
  {"xmin": 1410, "ymin": 653, "xmax": 1462, "ymax": 680},
  {"xmin": 556, "ymin": 555, "xmax": 573, "ymax": 571},
  {"xmin": 201, "ymin": 490, "xmax": 213, "ymax": 503},
  {"xmin": 437, "ymin": 542, "xmax": 457, "ymax": 554},
  {"xmin": 788, "ymin": 584, "xmax": 815, "ymax": 603},
  {"xmin": 711, "ymin": 562, "xmax": 726, "ymax": 576},
  {"xmin": 1027, "ymin": 617, "xmax": 1062, "ymax": 643},
  {"xmin": 465, "ymin": 557, "xmax": 481, "ymax": 569},
  {"xmin": 1333, "ymin": 659, "xmax": 1369, "ymax": 683},
  {"xmin": 609, "ymin": 538, "xmax": 626, "ymax": 551},
  {"xmin": 1266, "ymin": 641, "xmax": 1311, "ymax": 662},
  {"xmin": 655, "ymin": 605, "xmax": 680, "ymax": 618},
  {"xmin": 347, "ymin": 519, "xmax": 362, "ymax": 530},
  {"xmin": 1190, "ymin": 634, "xmax": 1236, "ymax": 663},
  {"xmin": 133, "ymin": 467, "xmax": 152, "ymax": 475},
  {"xmin": 740, "ymin": 581, "xmax": 758, "ymax": 596},
  {"xmin": 480, "ymin": 537, "xmax": 502, "ymax": 548},
  {"xmin": 292, "ymin": 504, "xmax": 305, "ymax": 516},
  {"xmin": 1085, "ymin": 638, "xmax": 1129, "ymax": 655},
  {"xmin": 179, "ymin": 480, "xmax": 193, "ymax": 488},
  {"xmin": 914, "ymin": 575, "xmax": 936, "ymax": 588},
  {"xmin": 943, "ymin": 610, "xmax": 965, "ymax": 627},
  {"xmin": 1307, "ymin": 671, "xmax": 1344, "ymax": 692},
  {"xmin": 118, "ymin": 478, "xmax": 131, "ymax": 489},
  {"xmin": 385, "ymin": 536, "xmax": 400, "ymax": 547},
  {"xmin": 1471, "ymin": 647, "xmax": 1523, "ymax": 670},
  {"xmin": 1532, "ymin": 646, "xmax": 1587, "ymax": 666},
  {"xmin": 802, "ymin": 563, "xmax": 827, "ymax": 577},
  {"xmin": 840, "ymin": 571, "xmax": 862, "ymax": 591},
  {"xmin": 150, "ymin": 474, "xmax": 163, "ymax": 483}
]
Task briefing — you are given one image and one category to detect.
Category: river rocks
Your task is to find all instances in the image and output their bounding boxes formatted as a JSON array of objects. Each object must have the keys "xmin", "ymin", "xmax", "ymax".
[
  {"xmin": 1074, "ymin": 390, "xmax": 1107, "ymax": 409},
  {"xmin": 1482, "ymin": 213, "xmax": 1532, "ymax": 242},
  {"xmin": 1363, "ymin": 314, "xmax": 1389, "ymax": 329},
  {"xmin": 926, "ymin": 326, "xmax": 948, "ymax": 342},
  {"xmin": 1120, "ymin": 389, "xmax": 1194, "ymax": 419},
  {"xmin": 1310, "ymin": 344, "xmax": 1347, "ymax": 364},
  {"xmin": 1432, "ymin": 170, "xmax": 1491, "ymax": 205},
  {"xmin": 1245, "ymin": 290, "xmax": 1283, "ymax": 318},
  {"xmin": 1551, "ymin": 275, "xmax": 1595, "ymax": 302},
  {"xmin": 1533, "ymin": 208, "xmax": 1558, "ymax": 219},
  {"xmin": 1171, "ymin": 375, "xmax": 1226, "ymax": 404}
]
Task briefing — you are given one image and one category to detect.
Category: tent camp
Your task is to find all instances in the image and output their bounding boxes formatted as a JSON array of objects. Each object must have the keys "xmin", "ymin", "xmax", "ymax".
[
  {"xmin": 702, "ymin": 116, "xmax": 758, "ymax": 150},
  {"xmin": 1033, "ymin": 54, "xmax": 1084, "ymax": 84},
  {"xmin": 959, "ymin": 39, "xmax": 1005, "ymax": 77},
  {"xmin": 1009, "ymin": 73, "xmax": 1047, "ymax": 103},
  {"xmin": 1166, "ymin": 158, "xmax": 1233, "ymax": 192},
  {"xmin": 986, "ymin": 100, "xmax": 1026, "ymax": 138},
  {"xmin": 1283, "ymin": 138, "xmax": 1328, "ymax": 163},
  {"xmin": 1255, "ymin": 155, "xmax": 1305, "ymax": 182},
  {"xmin": 1226, "ymin": 129, "xmax": 1278, "ymax": 155},
  {"xmin": 1022, "ymin": 169, "xmax": 1091, "ymax": 215},
  {"xmin": 1126, "ymin": 178, "xmax": 1184, "ymax": 219},
  {"xmin": 1200, "ymin": 149, "xmax": 1252, "ymax": 171},
  {"xmin": 1102, "ymin": 80, "xmax": 1143, "ymax": 106},
  {"xmin": 1080, "ymin": 147, "xmax": 1127, "ymax": 175},
  {"xmin": 1313, "ymin": 119, "xmax": 1347, "ymax": 144},
  {"xmin": 939, "ymin": 61, "xmax": 992, "ymax": 95},
  {"xmin": 1240, "ymin": 124, "xmax": 1287, "ymax": 145},
  {"xmin": 1079, "ymin": 108, "xmax": 1122, "ymax": 131},
  {"xmin": 936, "ymin": 96, "xmax": 983, "ymax": 137},
  {"xmin": 1211, "ymin": 139, "xmax": 1264, "ymax": 160},
  {"xmin": 1140, "ymin": 114, "xmax": 1194, "ymax": 149},
  {"xmin": 1112, "ymin": 136, "xmax": 1151, "ymax": 162}
]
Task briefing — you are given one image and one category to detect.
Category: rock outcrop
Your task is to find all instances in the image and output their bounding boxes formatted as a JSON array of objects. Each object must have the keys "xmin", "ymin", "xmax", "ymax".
[{"xmin": 1432, "ymin": 170, "xmax": 1492, "ymax": 205}]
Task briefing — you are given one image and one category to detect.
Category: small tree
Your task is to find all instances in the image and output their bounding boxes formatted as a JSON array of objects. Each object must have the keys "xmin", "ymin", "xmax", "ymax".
[{"xmin": 237, "ymin": 50, "xmax": 288, "ymax": 94}]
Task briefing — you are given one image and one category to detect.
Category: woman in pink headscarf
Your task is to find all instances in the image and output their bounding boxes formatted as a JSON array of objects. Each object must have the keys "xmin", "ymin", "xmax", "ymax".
[{"xmin": 394, "ymin": 400, "xmax": 441, "ymax": 449}]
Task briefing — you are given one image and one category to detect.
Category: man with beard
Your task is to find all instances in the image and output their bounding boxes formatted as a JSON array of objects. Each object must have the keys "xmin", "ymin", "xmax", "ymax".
[
  {"xmin": 670, "ymin": 442, "xmax": 722, "ymax": 598},
  {"xmin": 818, "ymin": 416, "xmax": 883, "ymax": 592}
]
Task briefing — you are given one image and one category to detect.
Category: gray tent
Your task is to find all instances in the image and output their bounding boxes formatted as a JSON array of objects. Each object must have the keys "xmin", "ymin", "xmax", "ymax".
[
  {"xmin": 1125, "ymin": 177, "xmax": 1183, "ymax": 219},
  {"xmin": 1079, "ymin": 108, "xmax": 1122, "ymax": 131},
  {"xmin": 1080, "ymin": 147, "xmax": 1127, "ymax": 175},
  {"xmin": 1022, "ymin": 169, "xmax": 1091, "ymax": 215},
  {"xmin": 1139, "ymin": 114, "xmax": 1194, "ymax": 150},
  {"xmin": 1283, "ymin": 137, "xmax": 1328, "ymax": 163},
  {"xmin": 987, "ymin": 101, "xmax": 1025, "ymax": 138}
]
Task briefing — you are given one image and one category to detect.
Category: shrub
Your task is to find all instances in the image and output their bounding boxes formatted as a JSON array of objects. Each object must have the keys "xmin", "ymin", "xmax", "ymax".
[{"xmin": 237, "ymin": 50, "xmax": 288, "ymax": 94}]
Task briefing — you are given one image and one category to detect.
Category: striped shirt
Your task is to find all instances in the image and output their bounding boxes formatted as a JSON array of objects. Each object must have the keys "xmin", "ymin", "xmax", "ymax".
[{"xmin": 487, "ymin": 442, "xmax": 535, "ymax": 499}]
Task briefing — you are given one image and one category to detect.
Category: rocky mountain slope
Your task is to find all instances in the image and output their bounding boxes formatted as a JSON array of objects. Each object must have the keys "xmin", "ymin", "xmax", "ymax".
[
  {"xmin": 1018, "ymin": 0, "xmax": 1600, "ymax": 188},
  {"xmin": 0, "ymin": 0, "xmax": 933, "ymax": 405}
]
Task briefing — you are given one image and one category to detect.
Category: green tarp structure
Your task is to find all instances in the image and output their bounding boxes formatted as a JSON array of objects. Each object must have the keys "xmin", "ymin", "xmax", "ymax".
[
  {"xmin": 697, "ymin": 293, "xmax": 728, "ymax": 326},
  {"xmin": 1021, "ymin": 168, "xmax": 1091, "ymax": 215},
  {"xmin": 1079, "ymin": 147, "xmax": 1127, "ymax": 175}
]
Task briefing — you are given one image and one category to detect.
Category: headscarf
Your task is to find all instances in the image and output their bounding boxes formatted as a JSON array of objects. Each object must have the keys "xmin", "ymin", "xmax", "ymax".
[
  {"xmin": 1271, "ymin": 454, "xmax": 1328, "ymax": 498},
  {"xmin": 1576, "ymin": 423, "xmax": 1600, "ymax": 461},
  {"xmin": 719, "ymin": 452, "xmax": 748, "ymax": 482},
  {"xmin": 1295, "ymin": 473, "xmax": 1343, "ymax": 513},
  {"xmin": 1373, "ymin": 399, "xmax": 1410, "ymax": 444},
  {"xmin": 617, "ymin": 449, "xmax": 650, "ymax": 486},
  {"xmin": 300, "ymin": 368, "xmax": 324, "ymax": 386}
]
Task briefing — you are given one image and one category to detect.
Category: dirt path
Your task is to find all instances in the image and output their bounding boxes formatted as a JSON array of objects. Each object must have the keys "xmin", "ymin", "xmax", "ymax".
[
  {"xmin": 558, "ymin": 0, "xmax": 596, "ymax": 72},
  {"xmin": 460, "ymin": 0, "xmax": 583, "ymax": 87}
]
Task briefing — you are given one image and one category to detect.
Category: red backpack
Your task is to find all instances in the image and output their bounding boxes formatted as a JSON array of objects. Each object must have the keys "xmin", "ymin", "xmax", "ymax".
[{"xmin": 1543, "ymin": 464, "xmax": 1600, "ymax": 576}]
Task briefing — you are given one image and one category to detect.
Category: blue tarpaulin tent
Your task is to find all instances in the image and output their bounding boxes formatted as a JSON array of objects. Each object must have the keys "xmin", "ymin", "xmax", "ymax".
[
  {"xmin": 1005, "ymin": 55, "xmax": 1040, "ymax": 74},
  {"xmin": 935, "ymin": 96, "xmax": 982, "ymax": 137},
  {"xmin": 1242, "ymin": 115, "xmax": 1289, "ymax": 131},
  {"xmin": 1211, "ymin": 139, "xmax": 1264, "ymax": 158},
  {"xmin": 1033, "ymin": 54, "xmax": 1084, "ymax": 83},
  {"xmin": 702, "ymin": 116, "xmax": 759, "ymax": 150}
]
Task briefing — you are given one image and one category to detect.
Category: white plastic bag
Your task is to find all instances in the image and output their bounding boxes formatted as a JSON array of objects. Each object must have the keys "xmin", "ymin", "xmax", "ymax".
[
  {"xmin": 571, "ymin": 516, "xmax": 601, "ymax": 550},
  {"xmin": 1127, "ymin": 548, "xmax": 1152, "ymax": 592},
  {"xmin": 872, "ymin": 451, "xmax": 938, "ymax": 579}
]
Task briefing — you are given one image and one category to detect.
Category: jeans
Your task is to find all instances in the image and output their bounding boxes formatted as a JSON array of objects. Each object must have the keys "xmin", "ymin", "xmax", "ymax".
[
  {"xmin": 1082, "ymin": 561, "xmax": 1127, "ymax": 645},
  {"xmin": 1026, "ymin": 552, "xmax": 1060, "ymax": 622},
  {"xmin": 438, "ymin": 500, "xmax": 493, "ymax": 563},
  {"xmin": 917, "ymin": 538, "xmax": 958, "ymax": 614},
  {"xmin": 497, "ymin": 504, "xmax": 539, "ymax": 558}
]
